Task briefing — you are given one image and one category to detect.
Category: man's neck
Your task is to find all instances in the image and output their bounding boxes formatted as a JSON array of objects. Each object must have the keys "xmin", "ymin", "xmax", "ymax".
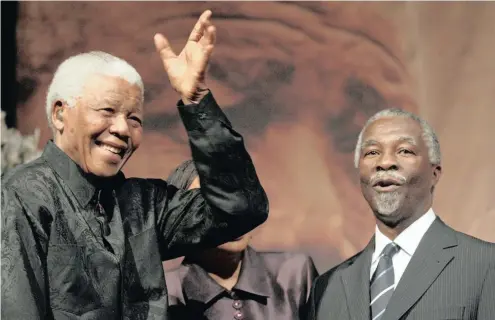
[
  {"xmin": 189, "ymin": 249, "xmax": 244, "ymax": 290},
  {"xmin": 376, "ymin": 206, "xmax": 432, "ymax": 240},
  {"xmin": 208, "ymin": 261, "xmax": 242, "ymax": 291}
]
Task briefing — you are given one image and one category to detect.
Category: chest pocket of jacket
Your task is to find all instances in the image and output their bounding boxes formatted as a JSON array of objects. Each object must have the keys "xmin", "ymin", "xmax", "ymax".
[
  {"xmin": 47, "ymin": 244, "xmax": 101, "ymax": 315},
  {"xmin": 126, "ymin": 227, "xmax": 166, "ymax": 302},
  {"xmin": 409, "ymin": 306, "xmax": 466, "ymax": 320}
]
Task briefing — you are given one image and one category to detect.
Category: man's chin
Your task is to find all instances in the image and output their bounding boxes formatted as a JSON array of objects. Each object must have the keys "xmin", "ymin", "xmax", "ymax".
[
  {"xmin": 88, "ymin": 163, "xmax": 123, "ymax": 177},
  {"xmin": 373, "ymin": 209, "xmax": 404, "ymax": 228},
  {"xmin": 217, "ymin": 242, "xmax": 248, "ymax": 253},
  {"xmin": 95, "ymin": 154, "xmax": 133, "ymax": 176}
]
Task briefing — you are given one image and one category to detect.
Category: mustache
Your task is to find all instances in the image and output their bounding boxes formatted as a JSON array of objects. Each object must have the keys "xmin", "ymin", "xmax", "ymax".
[{"xmin": 369, "ymin": 171, "xmax": 407, "ymax": 185}]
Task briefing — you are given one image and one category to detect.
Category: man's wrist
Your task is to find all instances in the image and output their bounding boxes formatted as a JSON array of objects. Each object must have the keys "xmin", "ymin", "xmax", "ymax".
[
  {"xmin": 177, "ymin": 90, "xmax": 231, "ymax": 130},
  {"xmin": 181, "ymin": 85, "xmax": 210, "ymax": 105}
]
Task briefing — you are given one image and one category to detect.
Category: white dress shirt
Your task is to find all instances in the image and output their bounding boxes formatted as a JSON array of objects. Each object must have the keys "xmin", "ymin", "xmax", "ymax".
[{"xmin": 370, "ymin": 208, "xmax": 437, "ymax": 288}]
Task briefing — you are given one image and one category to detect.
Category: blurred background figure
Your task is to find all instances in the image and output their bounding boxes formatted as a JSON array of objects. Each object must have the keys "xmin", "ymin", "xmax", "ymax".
[
  {"xmin": 1, "ymin": 111, "xmax": 41, "ymax": 177},
  {"xmin": 165, "ymin": 160, "xmax": 319, "ymax": 320}
]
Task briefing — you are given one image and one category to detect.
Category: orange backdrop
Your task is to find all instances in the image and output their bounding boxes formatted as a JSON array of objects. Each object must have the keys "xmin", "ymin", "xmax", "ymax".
[{"xmin": 15, "ymin": 2, "xmax": 495, "ymax": 272}]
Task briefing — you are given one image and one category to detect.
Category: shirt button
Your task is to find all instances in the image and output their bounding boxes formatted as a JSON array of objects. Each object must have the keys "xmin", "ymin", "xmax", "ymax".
[
  {"xmin": 232, "ymin": 300, "xmax": 243, "ymax": 309},
  {"xmin": 234, "ymin": 310, "xmax": 243, "ymax": 320}
]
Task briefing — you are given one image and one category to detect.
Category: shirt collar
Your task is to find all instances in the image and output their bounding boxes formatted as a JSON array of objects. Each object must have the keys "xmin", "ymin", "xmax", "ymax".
[
  {"xmin": 234, "ymin": 246, "xmax": 271, "ymax": 297},
  {"xmin": 181, "ymin": 246, "xmax": 271, "ymax": 304},
  {"xmin": 372, "ymin": 208, "xmax": 437, "ymax": 263},
  {"xmin": 42, "ymin": 140, "xmax": 125, "ymax": 207}
]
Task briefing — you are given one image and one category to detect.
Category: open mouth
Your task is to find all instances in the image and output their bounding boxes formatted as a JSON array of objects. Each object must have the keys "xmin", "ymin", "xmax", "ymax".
[
  {"xmin": 372, "ymin": 178, "xmax": 403, "ymax": 192},
  {"xmin": 95, "ymin": 141, "xmax": 127, "ymax": 158}
]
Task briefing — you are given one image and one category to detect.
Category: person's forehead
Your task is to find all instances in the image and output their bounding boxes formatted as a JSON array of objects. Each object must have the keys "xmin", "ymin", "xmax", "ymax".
[
  {"xmin": 363, "ymin": 116, "xmax": 423, "ymax": 143},
  {"xmin": 84, "ymin": 73, "xmax": 139, "ymax": 91},
  {"xmin": 81, "ymin": 74, "xmax": 143, "ymax": 107}
]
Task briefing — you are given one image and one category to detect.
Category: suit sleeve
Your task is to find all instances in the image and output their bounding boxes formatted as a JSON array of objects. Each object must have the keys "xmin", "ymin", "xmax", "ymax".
[
  {"xmin": 306, "ymin": 276, "xmax": 320, "ymax": 320},
  {"xmin": 299, "ymin": 256, "xmax": 320, "ymax": 320},
  {"xmin": 1, "ymin": 188, "xmax": 49, "ymax": 319},
  {"xmin": 303, "ymin": 256, "xmax": 319, "ymax": 300},
  {"xmin": 154, "ymin": 91, "xmax": 269, "ymax": 260},
  {"xmin": 478, "ymin": 266, "xmax": 495, "ymax": 319},
  {"xmin": 305, "ymin": 270, "xmax": 336, "ymax": 320}
]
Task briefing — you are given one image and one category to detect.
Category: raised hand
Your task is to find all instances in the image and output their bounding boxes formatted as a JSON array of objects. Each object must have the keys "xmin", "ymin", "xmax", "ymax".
[{"xmin": 154, "ymin": 10, "xmax": 216, "ymax": 104}]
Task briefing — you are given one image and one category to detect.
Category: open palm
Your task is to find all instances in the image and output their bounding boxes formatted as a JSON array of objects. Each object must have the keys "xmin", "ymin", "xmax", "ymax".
[{"xmin": 154, "ymin": 10, "xmax": 216, "ymax": 102}]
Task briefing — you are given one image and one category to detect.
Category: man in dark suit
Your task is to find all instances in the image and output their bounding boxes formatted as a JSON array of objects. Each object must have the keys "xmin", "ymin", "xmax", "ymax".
[{"xmin": 308, "ymin": 109, "xmax": 495, "ymax": 320}]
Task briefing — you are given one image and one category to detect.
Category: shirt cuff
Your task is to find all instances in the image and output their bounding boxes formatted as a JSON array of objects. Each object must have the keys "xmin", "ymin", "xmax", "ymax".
[{"xmin": 177, "ymin": 91, "xmax": 232, "ymax": 129}]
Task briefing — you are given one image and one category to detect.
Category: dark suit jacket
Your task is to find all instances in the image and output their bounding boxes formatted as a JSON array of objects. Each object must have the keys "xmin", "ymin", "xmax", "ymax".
[
  {"xmin": 165, "ymin": 246, "xmax": 319, "ymax": 320},
  {"xmin": 308, "ymin": 218, "xmax": 495, "ymax": 320}
]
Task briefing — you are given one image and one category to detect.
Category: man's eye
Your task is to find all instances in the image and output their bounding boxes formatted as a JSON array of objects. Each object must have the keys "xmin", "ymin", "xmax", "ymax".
[
  {"xmin": 399, "ymin": 149, "xmax": 414, "ymax": 155},
  {"xmin": 129, "ymin": 116, "xmax": 142, "ymax": 124},
  {"xmin": 101, "ymin": 108, "xmax": 114, "ymax": 114},
  {"xmin": 129, "ymin": 116, "xmax": 143, "ymax": 127},
  {"xmin": 364, "ymin": 150, "xmax": 378, "ymax": 156}
]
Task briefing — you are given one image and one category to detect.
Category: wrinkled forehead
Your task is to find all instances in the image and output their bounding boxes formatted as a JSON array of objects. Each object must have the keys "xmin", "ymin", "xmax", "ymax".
[
  {"xmin": 362, "ymin": 116, "xmax": 424, "ymax": 147},
  {"xmin": 80, "ymin": 74, "xmax": 144, "ymax": 109}
]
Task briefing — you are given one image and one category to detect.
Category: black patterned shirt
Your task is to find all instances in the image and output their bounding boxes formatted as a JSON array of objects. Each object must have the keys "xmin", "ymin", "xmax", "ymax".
[{"xmin": 1, "ymin": 92, "xmax": 269, "ymax": 320}]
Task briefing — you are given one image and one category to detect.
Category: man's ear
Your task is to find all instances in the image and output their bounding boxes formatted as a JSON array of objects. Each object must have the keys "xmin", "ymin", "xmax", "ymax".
[
  {"xmin": 51, "ymin": 100, "xmax": 67, "ymax": 132},
  {"xmin": 431, "ymin": 164, "xmax": 442, "ymax": 193},
  {"xmin": 433, "ymin": 164, "xmax": 442, "ymax": 182}
]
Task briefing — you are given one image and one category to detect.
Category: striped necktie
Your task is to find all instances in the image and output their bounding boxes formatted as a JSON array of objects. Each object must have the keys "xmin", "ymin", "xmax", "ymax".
[{"xmin": 370, "ymin": 242, "xmax": 400, "ymax": 320}]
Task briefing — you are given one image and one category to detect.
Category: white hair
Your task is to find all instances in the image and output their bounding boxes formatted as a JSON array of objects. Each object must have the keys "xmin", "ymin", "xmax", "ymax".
[
  {"xmin": 46, "ymin": 51, "xmax": 144, "ymax": 128},
  {"xmin": 354, "ymin": 109, "xmax": 441, "ymax": 168}
]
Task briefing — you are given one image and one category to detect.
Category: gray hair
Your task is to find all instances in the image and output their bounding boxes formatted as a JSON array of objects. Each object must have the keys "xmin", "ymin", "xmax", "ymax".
[
  {"xmin": 354, "ymin": 109, "xmax": 441, "ymax": 168},
  {"xmin": 46, "ymin": 51, "xmax": 144, "ymax": 129}
]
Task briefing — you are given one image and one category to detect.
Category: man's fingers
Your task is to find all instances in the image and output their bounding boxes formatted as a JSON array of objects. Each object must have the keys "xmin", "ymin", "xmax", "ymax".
[
  {"xmin": 202, "ymin": 25, "xmax": 217, "ymax": 48},
  {"xmin": 188, "ymin": 10, "xmax": 212, "ymax": 42},
  {"xmin": 154, "ymin": 33, "xmax": 177, "ymax": 65}
]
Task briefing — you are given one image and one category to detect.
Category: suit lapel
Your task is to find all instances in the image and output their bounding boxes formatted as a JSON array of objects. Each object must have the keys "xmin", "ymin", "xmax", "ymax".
[
  {"xmin": 382, "ymin": 218, "xmax": 458, "ymax": 320},
  {"xmin": 340, "ymin": 238, "xmax": 374, "ymax": 320}
]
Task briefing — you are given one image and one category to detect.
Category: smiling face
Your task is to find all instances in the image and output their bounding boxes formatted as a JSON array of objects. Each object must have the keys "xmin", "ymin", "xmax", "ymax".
[
  {"xmin": 52, "ymin": 74, "xmax": 144, "ymax": 177},
  {"xmin": 358, "ymin": 116, "xmax": 441, "ymax": 230}
]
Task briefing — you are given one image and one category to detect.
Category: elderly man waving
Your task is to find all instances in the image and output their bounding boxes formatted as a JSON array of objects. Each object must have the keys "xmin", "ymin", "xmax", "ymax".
[{"xmin": 1, "ymin": 10, "xmax": 268, "ymax": 320}]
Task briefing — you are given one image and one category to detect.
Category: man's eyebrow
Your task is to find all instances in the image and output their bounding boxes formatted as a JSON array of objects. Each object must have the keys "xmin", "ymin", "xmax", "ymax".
[
  {"xmin": 397, "ymin": 136, "xmax": 417, "ymax": 145},
  {"xmin": 103, "ymin": 97, "xmax": 120, "ymax": 105},
  {"xmin": 361, "ymin": 136, "xmax": 418, "ymax": 149},
  {"xmin": 361, "ymin": 139, "xmax": 379, "ymax": 149}
]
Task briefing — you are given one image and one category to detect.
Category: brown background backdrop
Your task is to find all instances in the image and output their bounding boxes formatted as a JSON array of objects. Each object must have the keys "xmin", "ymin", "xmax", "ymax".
[{"xmin": 15, "ymin": 2, "xmax": 495, "ymax": 272}]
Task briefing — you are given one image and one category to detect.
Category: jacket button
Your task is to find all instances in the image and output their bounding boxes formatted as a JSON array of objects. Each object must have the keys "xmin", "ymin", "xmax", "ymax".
[
  {"xmin": 232, "ymin": 300, "xmax": 243, "ymax": 309},
  {"xmin": 234, "ymin": 310, "xmax": 244, "ymax": 320}
]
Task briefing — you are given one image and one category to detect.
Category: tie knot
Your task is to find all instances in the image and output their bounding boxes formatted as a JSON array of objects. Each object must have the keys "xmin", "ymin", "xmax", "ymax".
[{"xmin": 382, "ymin": 242, "xmax": 399, "ymax": 258}]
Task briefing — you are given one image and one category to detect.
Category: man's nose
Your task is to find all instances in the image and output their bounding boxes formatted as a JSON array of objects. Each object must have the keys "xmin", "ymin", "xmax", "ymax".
[
  {"xmin": 375, "ymin": 151, "xmax": 399, "ymax": 171},
  {"xmin": 109, "ymin": 115, "xmax": 131, "ymax": 141}
]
